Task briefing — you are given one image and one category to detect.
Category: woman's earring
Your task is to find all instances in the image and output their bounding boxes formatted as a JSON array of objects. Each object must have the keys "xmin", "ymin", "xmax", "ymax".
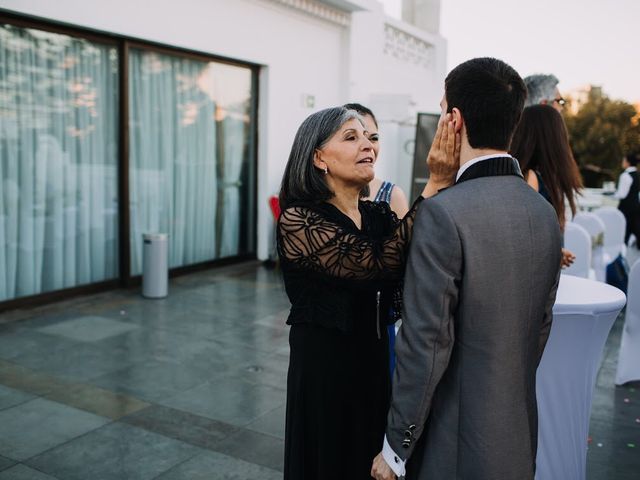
[{"xmin": 323, "ymin": 167, "xmax": 328, "ymax": 175}]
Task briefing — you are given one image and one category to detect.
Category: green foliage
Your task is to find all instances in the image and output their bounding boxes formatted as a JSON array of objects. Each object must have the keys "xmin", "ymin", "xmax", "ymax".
[{"xmin": 564, "ymin": 88, "xmax": 640, "ymax": 185}]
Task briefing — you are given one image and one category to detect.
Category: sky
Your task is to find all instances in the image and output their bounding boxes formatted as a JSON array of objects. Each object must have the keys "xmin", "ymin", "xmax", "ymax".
[{"xmin": 381, "ymin": 0, "xmax": 639, "ymax": 103}]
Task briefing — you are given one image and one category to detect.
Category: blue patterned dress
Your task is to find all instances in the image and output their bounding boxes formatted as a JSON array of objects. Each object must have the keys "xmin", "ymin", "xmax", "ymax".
[{"xmin": 373, "ymin": 180, "xmax": 399, "ymax": 375}]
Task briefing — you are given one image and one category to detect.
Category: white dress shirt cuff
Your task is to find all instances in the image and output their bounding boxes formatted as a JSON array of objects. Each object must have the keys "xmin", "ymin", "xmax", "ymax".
[{"xmin": 382, "ymin": 435, "xmax": 406, "ymax": 477}]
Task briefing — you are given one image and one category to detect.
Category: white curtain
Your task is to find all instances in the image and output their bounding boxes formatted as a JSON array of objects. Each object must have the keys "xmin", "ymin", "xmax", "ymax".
[
  {"xmin": 218, "ymin": 116, "xmax": 247, "ymax": 257},
  {"xmin": 128, "ymin": 50, "xmax": 218, "ymax": 275},
  {"xmin": 0, "ymin": 25, "xmax": 119, "ymax": 302}
]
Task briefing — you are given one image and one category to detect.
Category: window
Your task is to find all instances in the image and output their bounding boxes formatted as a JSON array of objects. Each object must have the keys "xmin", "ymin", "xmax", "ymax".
[
  {"xmin": 128, "ymin": 49, "xmax": 255, "ymax": 274},
  {"xmin": 0, "ymin": 24, "xmax": 119, "ymax": 301},
  {"xmin": 0, "ymin": 18, "xmax": 258, "ymax": 306}
]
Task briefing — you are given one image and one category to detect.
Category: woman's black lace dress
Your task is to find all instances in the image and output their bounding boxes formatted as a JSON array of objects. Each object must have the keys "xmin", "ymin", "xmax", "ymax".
[{"xmin": 278, "ymin": 198, "xmax": 421, "ymax": 479}]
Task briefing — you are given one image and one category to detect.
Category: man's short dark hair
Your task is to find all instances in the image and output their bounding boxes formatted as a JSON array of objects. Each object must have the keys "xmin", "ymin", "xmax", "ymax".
[
  {"xmin": 626, "ymin": 152, "xmax": 639, "ymax": 167},
  {"xmin": 445, "ymin": 57, "xmax": 527, "ymax": 150}
]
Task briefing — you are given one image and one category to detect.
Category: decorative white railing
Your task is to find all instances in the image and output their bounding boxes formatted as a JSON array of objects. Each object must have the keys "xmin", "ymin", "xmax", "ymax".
[
  {"xmin": 383, "ymin": 21, "xmax": 435, "ymax": 69},
  {"xmin": 268, "ymin": 0, "xmax": 350, "ymax": 26}
]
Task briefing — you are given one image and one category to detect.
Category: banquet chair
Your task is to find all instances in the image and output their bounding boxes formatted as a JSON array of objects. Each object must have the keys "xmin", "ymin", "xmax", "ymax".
[
  {"xmin": 593, "ymin": 206, "xmax": 627, "ymax": 261},
  {"xmin": 266, "ymin": 195, "xmax": 281, "ymax": 267},
  {"xmin": 563, "ymin": 223, "xmax": 594, "ymax": 279},
  {"xmin": 615, "ymin": 260, "xmax": 640, "ymax": 385},
  {"xmin": 573, "ymin": 212, "xmax": 608, "ymax": 281}
]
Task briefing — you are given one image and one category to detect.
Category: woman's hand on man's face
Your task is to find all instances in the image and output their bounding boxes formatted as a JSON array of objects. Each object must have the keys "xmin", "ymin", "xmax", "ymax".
[
  {"xmin": 421, "ymin": 113, "xmax": 461, "ymax": 198},
  {"xmin": 428, "ymin": 113, "xmax": 461, "ymax": 184}
]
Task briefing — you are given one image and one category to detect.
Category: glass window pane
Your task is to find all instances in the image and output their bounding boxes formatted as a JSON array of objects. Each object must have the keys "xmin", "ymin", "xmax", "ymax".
[
  {"xmin": 128, "ymin": 50, "xmax": 255, "ymax": 274},
  {"xmin": 0, "ymin": 24, "xmax": 119, "ymax": 301}
]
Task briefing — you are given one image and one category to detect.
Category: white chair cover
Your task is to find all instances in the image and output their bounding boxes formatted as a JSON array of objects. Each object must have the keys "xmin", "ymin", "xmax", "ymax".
[
  {"xmin": 536, "ymin": 274, "xmax": 626, "ymax": 480},
  {"xmin": 563, "ymin": 223, "xmax": 593, "ymax": 279},
  {"xmin": 593, "ymin": 206, "xmax": 627, "ymax": 260},
  {"xmin": 573, "ymin": 212, "xmax": 609, "ymax": 281},
  {"xmin": 576, "ymin": 190, "xmax": 604, "ymax": 211},
  {"xmin": 615, "ymin": 260, "xmax": 640, "ymax": 384}
]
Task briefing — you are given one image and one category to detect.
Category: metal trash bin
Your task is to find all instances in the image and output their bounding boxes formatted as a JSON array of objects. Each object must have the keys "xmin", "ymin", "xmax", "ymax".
[{"xmin": 142, "ymin": 233, "xmax": 168, "ymax": 298}]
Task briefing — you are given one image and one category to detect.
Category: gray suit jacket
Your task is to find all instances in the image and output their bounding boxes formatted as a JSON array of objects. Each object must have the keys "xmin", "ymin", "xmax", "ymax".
[{"xmin": 387, "ymin": 160, "xmax": 562, "ymax": 479}]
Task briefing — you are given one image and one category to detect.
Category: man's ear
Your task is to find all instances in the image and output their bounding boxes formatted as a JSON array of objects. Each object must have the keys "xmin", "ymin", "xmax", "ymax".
[{"xmin": 451, "ymin": 107, "xmax": 464, "ymax": 133}]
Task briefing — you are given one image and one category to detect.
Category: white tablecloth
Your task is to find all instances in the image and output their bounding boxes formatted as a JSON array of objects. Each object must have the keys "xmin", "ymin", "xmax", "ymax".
[
  {"xmin": 576, "ymin": 188, "xmax": 618, "ymax": 212},
  {"xmin": 536, "ymin": 274, "xmax": 626, "ymax": 480}
]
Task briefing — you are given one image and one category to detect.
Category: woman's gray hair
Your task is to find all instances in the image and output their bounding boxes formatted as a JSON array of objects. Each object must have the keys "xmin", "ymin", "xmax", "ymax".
[
  {"xmin": 279, "ymin": 107, "xmax": 363, "ymax": 209},
  {"xmin": 524, "ymin": 74, "xmax": 559, "ymax": 106}
]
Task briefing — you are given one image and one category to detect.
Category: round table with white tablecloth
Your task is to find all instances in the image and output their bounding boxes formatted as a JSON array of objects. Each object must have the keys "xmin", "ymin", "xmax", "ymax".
[{"xmin": 535, "ymin": 274, "xmax": 626, "ymax": 480}]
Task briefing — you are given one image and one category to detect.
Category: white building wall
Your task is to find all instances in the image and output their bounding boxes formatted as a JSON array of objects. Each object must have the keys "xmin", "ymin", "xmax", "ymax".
[
  {"xmin": 349, "ymin": 7, "xmax": 447, "ymax": 197},
  {"xmin": 1, "ymin": 0, "xmax": 445, "ymax": 260}
]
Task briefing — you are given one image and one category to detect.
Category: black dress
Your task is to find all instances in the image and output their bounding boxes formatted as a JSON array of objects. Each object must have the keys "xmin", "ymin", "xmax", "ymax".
[{"xmin": 277, "ymin": 198, "xmax": 421, "ymax": 479}]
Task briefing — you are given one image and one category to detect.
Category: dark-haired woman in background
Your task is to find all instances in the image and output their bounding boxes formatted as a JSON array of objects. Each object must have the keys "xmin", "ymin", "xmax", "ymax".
[
  {"xmin": 510, "ymin": 104, "xmax": 583, "ymax": 266},
  {"xmin": 278, "ymin": 106, "xmax": 459, "ymax": 479},
  {"xmin": 344, "ymin": 102, "xmax": 409, "ymax": 375}
]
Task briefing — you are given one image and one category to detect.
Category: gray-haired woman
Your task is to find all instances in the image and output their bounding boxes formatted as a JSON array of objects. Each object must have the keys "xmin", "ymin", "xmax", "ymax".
[{"xmin": 278, "ymin": 106, "xmax": 459, "ymax": 479}]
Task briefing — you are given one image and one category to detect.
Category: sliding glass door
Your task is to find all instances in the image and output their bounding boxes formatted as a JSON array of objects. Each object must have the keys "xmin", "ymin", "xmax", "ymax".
[
  {"xmin": 0, "ymin": 24, "xmax": 119, "ymax": 301},
  {"xmin": 0, "ymin": 18, "xmax": 257, "ymax": 306},
  {"xmin": 128, "ymin": 49, "xmax": 255, "ymax": 274}
]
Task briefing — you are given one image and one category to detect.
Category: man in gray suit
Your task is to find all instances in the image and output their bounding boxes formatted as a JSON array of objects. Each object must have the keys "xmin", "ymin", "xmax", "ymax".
[{"xmin": 372, "ymin": 57, "xmax": 562, "ymax": 479}]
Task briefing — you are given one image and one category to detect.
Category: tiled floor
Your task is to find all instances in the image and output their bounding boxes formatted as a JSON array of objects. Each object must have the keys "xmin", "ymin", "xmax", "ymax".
[{"xmin": 0, "ymin": 260, "xmax": 637, "ymax": 479}]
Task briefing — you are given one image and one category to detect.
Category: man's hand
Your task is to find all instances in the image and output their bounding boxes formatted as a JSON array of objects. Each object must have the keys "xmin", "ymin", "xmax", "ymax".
[
  {"xmin": 422, "ymin": 113, "xmax": 461, "ymax": 198},
  {"xmin": 371, "ymin": 453, "xmax": 396, "ymax": 480}
]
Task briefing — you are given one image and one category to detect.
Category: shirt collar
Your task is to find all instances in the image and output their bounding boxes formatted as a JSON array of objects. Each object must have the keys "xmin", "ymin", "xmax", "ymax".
[
  {"xmin": 625, "ymin": 166, "xmax": 637, "ymax": 173},
  {"xmin": 455, "ymin": 153, "xmax": 513, "ymax": 182}
]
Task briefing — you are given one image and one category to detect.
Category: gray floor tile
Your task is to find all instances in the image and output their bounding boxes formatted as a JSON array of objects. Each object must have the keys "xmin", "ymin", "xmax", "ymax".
[
  {"xmin": 253, "ymin": 308, "xmax": 290, "ymax": 328},
  {"xmin": 215, "ymin": 324, "xmax": 289, "ymax": 354},
  {"xmin": 164, "ymin": 340, "xmax": 272, "ymax": 380},
  {"xmin": 229, "ymin": 352, "xmax": 289, "ymax": 390},
  {"xmin": 0, "ymin": 384, "xmax": 35, "ymax": 410},
  {"xmin": 89, "ymin": 359, "xmax": 210, "ymax": 403},
  {"xmin": 0, "ymin": 329, "xmax": 78, "ymax": 362},
  {"xmin": 0, "ymin": 464, "xmax": 58, "ymax": 480},
  {"xmin": 44, "ymin": 383, "xmax": 150, "ymax": 420},
  {"xmin": 0, "ymin": 398, "xmax": 109, "ymax": 460},
  {"xmin": 587, "ymin": 459, "xmax": 639, "ymax": 480},
  {"xmin": 214, "ymin": 428, "xmax": 284, "ymax": 472},
  {"xmin": 122, "ymin": 405, "xmax": 238, "ymax": 449},
  {"xmin": 160, "ymin": 378, "xmax": 285, "ymax": 426},
  {"xmin": 155, "ymin": 450, "xmax": 281, "ymax": 480},
  {"xmin": 0, "ymin": 360, "xmax": 67, "ymax": 397},
  {"xmin": 587, "ymin": 316, "xmax": 640, "ymax": 477},
  {"xmin": 37, "ymin": 316, "xmax": 139, "ymax": 342},
  {"xmin": 96, "ymin": 328, "xmax": 217, "ymax": 366},
  {"xmin": 0, "ymin": 456, "xmax": 16, "ymax": 472},
  {"xmin": 9, "ymin": 339, "xmax": 145, "ymax": 383},
  {"xmin": 27, "ymin": 422, "xmax": 200, "ymax": 480},
  {"xmin": 246, "ymin": 404, "xmax": 286, "ymax": 439}
]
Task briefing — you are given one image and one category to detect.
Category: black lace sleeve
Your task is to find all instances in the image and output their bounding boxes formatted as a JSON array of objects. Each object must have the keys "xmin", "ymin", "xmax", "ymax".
[{"xmin": 277, "ymin": 198, "xmax": 423, "ymax": 280}]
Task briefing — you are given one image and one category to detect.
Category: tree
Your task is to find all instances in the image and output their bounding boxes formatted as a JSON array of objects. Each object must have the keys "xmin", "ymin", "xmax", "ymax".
[{"xmin": 564, "ymin": 87, "xmax": 640, "ymax": 187}]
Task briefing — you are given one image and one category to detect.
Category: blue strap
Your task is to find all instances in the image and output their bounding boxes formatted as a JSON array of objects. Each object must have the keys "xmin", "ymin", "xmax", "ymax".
[
  {"xmin": 388, "ymin": 324, "xmax": 396, "ymax": 376},
  {"xmin": 373, "ymin": 181, "xmax": 394, "ymax": 204}
]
